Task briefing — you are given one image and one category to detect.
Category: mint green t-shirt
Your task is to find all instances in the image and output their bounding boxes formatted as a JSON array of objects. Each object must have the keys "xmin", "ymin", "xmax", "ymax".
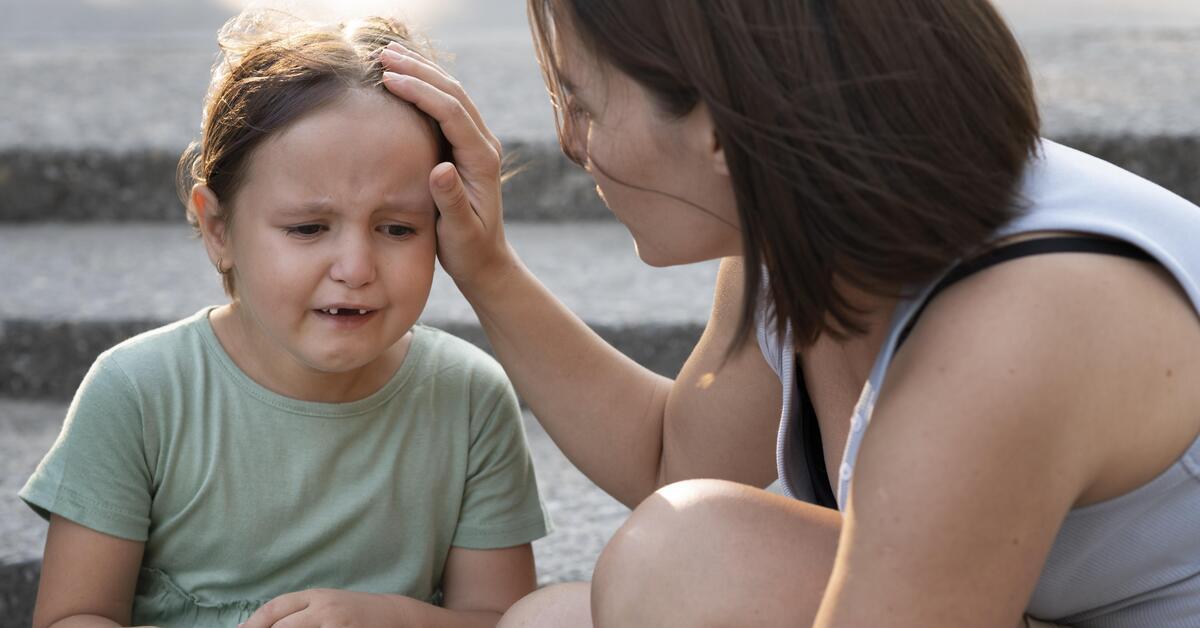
[{"xmin": 20, "ymin": 308, "xmax": 550, "ymax": 626}]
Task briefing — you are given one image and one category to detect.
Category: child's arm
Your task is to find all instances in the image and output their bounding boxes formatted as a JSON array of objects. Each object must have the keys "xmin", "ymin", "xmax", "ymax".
[
  {"xmin": 240, "ymin": 544, "xmax": 536, "ymax": 627},
  {"xmin": 33, "ymin": 515, "xmax": 146, "ymax": 628},
  {"xmin": 432, "ymin": 543, "xmax": 538, "ymax": 625}
]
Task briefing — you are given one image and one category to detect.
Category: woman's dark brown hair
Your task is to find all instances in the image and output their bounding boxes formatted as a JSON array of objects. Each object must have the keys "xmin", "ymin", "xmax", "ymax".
[
  {"xmin": 177, "ymin": 11, "xmax": 444, "ymax": 297},
  {"xmin": 529, "ymin": 0, "xmax": 1040, "ymax": 347}
]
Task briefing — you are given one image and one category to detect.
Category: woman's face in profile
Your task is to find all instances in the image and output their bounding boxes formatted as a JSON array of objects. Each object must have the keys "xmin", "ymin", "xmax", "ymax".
[{"xmin": 551, "ymin": 20, "xmax": 742, "ymax": 267}]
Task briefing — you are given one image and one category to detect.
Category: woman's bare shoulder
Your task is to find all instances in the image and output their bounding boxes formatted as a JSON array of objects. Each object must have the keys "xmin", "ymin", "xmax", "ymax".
[{"xmin": 891, "ymin": 247, "xmax": 1200, "ymax": 506}]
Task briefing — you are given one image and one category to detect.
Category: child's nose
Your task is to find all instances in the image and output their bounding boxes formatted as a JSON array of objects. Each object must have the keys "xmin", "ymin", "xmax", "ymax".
[{"xmin": 329, "ymin": 240, "xmax": 377, "ymax": 288}]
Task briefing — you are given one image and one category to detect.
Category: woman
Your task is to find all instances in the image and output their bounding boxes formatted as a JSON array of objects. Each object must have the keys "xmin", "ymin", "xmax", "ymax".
[{"xmin": 379, "ymin": 1, "xmax": 1200, "ymax": 626}]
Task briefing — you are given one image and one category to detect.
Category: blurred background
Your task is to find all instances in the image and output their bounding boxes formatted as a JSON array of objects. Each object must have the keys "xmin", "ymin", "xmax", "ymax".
[{"xmin": 2, "ymin": 0, "xmax": 1200, "ymax": 146}]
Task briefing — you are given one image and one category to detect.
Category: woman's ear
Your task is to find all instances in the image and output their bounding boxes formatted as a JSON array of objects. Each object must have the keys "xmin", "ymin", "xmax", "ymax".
[
  {"xmin": 710, "ymin": 129, "xmax": 729, "ymax": 177},
  {"xmin": 685, "ymin": 103, "xmax": 729, "ymax": 177},
  {"xmin": 190, "ymin": 184, "xmax": 231, "ymax": 271}
]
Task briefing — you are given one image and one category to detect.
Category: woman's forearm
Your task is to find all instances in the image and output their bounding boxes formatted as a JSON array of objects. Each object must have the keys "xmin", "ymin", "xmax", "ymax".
[{"xmin": 460, "ymin": 252, "xmax": 672, "ymax": 507}]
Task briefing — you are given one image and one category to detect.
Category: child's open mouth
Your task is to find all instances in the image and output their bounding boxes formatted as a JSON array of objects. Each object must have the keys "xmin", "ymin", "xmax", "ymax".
[
  {"xmin": 317, "ymin": 308, "xmax": 372, "ymax": 316},
  {"xmin": 314, "ymin": 308, "xmax": 378, "ymax": 328}
]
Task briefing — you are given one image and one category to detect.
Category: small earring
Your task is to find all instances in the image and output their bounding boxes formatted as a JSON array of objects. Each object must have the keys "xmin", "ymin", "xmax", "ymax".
[{"xmin": 216, "ymin": 258, "xmax": 232, "ymax": 275}]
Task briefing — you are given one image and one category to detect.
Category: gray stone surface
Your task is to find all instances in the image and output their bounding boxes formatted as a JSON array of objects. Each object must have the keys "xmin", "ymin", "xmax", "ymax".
[
  {"xmin": 0, "ymin": 400, "xmax": 626, "ymax": 623},
  {"xmin": 2, "ymin": 2, "xmax": 1199, "ymax": 223},
  {"xmin": 0, "ymin": 221, "xmax": 716, "ymax": 399},
  {"xmin": 3, "ymin": 1, "xmax": 1199, "ymax": 148}
]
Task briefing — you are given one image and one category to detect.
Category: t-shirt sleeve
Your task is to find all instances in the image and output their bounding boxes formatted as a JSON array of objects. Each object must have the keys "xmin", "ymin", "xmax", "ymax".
[
  {"xmin": 451, "ymin": 379, "xmax": 552, "ymax": 550},
  {"xmin": 18, "ymin": 354, "xmax": 154, "ymax": 542}
]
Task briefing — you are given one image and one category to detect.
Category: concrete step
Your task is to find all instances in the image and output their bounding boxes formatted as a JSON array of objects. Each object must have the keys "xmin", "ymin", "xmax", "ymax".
[
  {"xmin": 4, "ymin": 134, "xmax": 1198, "ymax": 225},
  {"xmin": 0, "ymin": 221, "xmax": 718, "ymax": 400},
  {"xmin": 0, "ymin": 401, "xmax": 630, "ymax": 626},
  {"xmin": 2, "ymin": 25, "xmax": 1199, "ymax": 222}
]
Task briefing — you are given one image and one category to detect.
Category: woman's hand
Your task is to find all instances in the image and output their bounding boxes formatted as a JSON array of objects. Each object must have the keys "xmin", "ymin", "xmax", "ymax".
[
  {"xmin": 239, "ymin": 589, "xmax": 410, "ymax": 628},
  {"xmin": 379, "ymin": 43, "xmax": 518, "ymax": 299}
]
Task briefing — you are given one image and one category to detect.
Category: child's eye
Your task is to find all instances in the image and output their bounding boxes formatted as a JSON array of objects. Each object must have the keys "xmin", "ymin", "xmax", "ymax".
[
  {"xmin": 285, "ymin": 224, "xmax": 325, "ymax": 237},
  {"xmin": 382, "ymin": 225, "xmax": 415, "ymax": 237}
]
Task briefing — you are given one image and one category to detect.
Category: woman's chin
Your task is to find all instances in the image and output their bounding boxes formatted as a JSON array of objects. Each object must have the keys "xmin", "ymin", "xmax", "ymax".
[{"xmin": 633, "ymin": 241, "xmax": 700, "ymax": 268}]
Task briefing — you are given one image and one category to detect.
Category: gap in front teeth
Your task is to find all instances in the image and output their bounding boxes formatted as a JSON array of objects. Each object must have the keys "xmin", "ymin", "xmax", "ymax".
[{"xmin": 321, "ymin": 308, "xmax": 369, "ymax": 315}]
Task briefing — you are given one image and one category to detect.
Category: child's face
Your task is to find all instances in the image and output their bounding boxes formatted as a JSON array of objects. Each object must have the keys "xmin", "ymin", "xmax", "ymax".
[{"xmin": 215, "ymin": 89, "xmax": 440, "ymax": 375}]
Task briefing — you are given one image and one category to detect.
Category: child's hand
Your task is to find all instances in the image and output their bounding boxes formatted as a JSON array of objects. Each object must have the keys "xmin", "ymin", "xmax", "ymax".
[{"xmin": 238, "ymin": 589, "xmax": 411, "ymax": 628}]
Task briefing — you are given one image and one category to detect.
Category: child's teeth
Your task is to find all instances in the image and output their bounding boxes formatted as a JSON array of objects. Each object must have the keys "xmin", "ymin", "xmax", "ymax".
[
  {"xmin": 330, "ymin": 308, "xmax": 339, "ymax": 315},
  {"xmin": 358, "ymin": 309, "xmax": 367, "ymax": 315}
]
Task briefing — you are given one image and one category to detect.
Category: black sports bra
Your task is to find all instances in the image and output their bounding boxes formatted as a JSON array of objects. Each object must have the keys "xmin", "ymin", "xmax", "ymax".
[{"xmin": 794, "ymin": 236, "xmax": 1152, "ymax": 509}]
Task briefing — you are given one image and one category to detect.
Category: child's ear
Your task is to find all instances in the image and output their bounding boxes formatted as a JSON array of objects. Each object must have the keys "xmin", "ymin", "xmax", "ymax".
[{"xmin": 191, "ymin": 184, "xmax": 232, "ymax": 271}]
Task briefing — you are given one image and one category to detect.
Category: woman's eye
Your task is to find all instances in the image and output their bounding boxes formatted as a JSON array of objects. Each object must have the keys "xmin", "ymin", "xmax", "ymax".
[
  {"xmin": 286, "ymin": 224, "xmax": 325, "ymax": 236},
  {"xmin": 384, "ymin": 225, "xmax": 414, "ymax": 237},
  {"xmin": 566, "ymin": 99, "xmax": 589, "ymax": 119}
]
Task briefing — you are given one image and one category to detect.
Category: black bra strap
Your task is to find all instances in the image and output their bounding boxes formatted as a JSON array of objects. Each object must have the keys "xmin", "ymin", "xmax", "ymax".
[
  {"xmin": 797, "ymin": 363, "xmax": 838, "ymax": 509},
  {"xmin": 896, "ymin": 237, "xmax": 1153, "ymax": 349}
]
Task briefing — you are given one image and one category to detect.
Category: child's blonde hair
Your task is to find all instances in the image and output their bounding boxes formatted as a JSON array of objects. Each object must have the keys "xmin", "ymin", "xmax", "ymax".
[{"xmin": 178, "ymin": 10, "xmax": 446, "ymax": 297}]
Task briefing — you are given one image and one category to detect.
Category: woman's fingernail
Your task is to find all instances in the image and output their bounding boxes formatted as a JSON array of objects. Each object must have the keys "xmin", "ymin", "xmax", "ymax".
[
  {"xmin": 436, "ymin": 166, "xmax": 456, "ymax": 190},
  {"xmin": 386, "ymin": 41, "xmax": 407, "ymax": 53},
  {"xmin": 383, "ymin": 71, "xmax": 406, "ymax": 84},
  {"xmin": 381, "ymin": 48, "xmax": 404, "ymax": 62}
]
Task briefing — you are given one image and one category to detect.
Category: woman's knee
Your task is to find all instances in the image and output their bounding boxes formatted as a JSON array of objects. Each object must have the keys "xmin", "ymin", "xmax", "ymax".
[
  {"xmin": 592, "ymin": 479, "xmax": 838, "ymax": 628},
  {"xmin": 497, "ymin": 582, "xmax": 592, "ymax": 628}
]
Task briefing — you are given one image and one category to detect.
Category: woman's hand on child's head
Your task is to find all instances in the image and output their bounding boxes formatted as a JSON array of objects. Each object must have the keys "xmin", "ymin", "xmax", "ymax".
[
  {"xmin": 380, "ymin": 43, "xmax": 520, "ymax": 301},
  {"xmin": 239, "ymin": 589, "xmax": 411, "ymax": 628}
]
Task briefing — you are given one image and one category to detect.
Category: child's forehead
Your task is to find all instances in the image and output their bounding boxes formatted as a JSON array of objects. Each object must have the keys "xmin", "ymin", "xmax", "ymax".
[
  {"xmin": 236, "ymin": 91, "xmax": 439, "ymax": 210},
  {"xmin": 252, "ymin": 91, "xmax": 436, "ymax": 170},
  {"xmin": 270, "ymin": 89, "xmax": 434, "ymax": 147}
]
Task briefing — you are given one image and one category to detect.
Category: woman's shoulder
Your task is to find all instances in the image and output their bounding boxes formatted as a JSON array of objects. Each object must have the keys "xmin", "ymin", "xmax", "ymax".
[{"xmin": 893, "ymin": 246, "xmax": 1200, "ymax": 504}]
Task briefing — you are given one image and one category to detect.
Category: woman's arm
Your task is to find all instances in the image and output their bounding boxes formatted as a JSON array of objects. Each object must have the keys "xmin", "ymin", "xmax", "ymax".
[
  {"xmin": 380, "ymin": 46, "xmax": 781, "ymax": 507},
  {"xmin": 34, "ymin": 515, "xmax": 145, "ymax": 628}
]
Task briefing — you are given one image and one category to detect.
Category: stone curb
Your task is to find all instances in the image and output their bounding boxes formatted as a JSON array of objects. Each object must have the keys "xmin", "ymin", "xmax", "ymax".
[
  {"xmin": 1, "ymin": 135, "xmax": 1198, "ymax": 223},
  {"xmin": 0, "ymin": 319, "xmax": 702, "ymax": 401},
  {"xmin": 0, "ymin": 140, "xmax": 610, "ymax": 223}
]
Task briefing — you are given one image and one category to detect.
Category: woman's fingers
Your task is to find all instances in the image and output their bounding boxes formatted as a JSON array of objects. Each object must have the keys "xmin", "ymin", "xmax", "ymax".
[
  {"xmin": 431, "ymin": 162, "xmax": 484, "ymax": 232},
  {"xmin": 382, "ymin": 71, "xmax": 501, "ymax": 178},
  {"xmin": 380, "ymin": 44, "xmax": 503, "ymax": 155}
]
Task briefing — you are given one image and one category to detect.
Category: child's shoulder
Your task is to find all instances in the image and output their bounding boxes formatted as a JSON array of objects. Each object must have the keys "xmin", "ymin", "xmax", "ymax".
[
  {"xmin": 95, "ymin": 308, "xmax": 217, "ymax": 381},
  {"xmin": 408, "ymin": 324, "xmax": 511, "ymax": 390}
]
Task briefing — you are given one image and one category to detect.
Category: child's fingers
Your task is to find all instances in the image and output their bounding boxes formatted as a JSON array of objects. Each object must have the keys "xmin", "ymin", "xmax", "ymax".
[
  {"xmin": 380, "ymin": 45, "xmax": 503, "ymax": 155},
  {"xmin": 382, "ymin": 72, "xmax": 501, "ymax": 179},
  {"xmin": 239, "ymin": 591, "xmax": 310, "ymax": 628}
]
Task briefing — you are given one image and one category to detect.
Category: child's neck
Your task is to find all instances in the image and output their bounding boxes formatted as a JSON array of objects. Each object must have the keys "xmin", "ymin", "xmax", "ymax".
[{"xmin": 208, "ymin": 304, "xmax": 412, "ymax": 404}]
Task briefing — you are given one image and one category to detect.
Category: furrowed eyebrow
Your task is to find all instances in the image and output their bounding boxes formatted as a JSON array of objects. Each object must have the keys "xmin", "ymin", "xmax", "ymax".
[
  {"xmin": 275, "ymin": 201, "xmax": 433, "ymax": 218},
  {"xmin": 276, "ymin": 203, "xmax": 334, "ymax": 218}
]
